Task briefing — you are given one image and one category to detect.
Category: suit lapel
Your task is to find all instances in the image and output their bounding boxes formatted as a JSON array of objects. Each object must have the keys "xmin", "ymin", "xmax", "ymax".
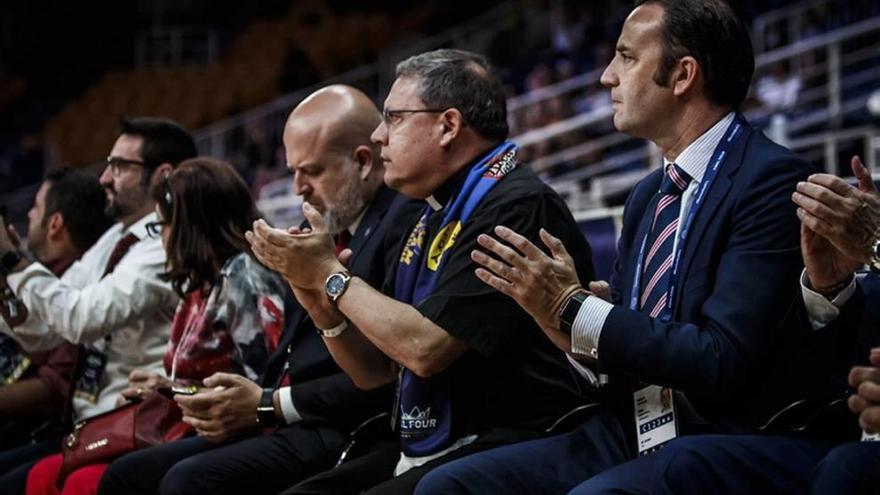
[
  {"xmin": 673, "ymin": 125, "xmax": 753, "ymax": 315},
  {"xmin": 621, "ymin": 171, "xmax": 663, "ymax": 307},
  {"xmin": 346, "ymin": 186, "xmax": 395, "ymax": 268}
]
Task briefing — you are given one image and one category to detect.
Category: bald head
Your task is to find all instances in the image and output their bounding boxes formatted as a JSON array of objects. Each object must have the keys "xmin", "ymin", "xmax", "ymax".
[
  {"xmin": 284, "ymin": 85, "xmax": 385, "ymax": 234},
  {"xmin": 286, "ymin": 85, "xmax": 382, "ymax": 156}
]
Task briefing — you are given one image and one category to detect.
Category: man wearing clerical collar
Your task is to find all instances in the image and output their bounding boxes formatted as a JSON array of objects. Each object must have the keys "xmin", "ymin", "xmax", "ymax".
[{"xmin": 248, "ymin": 48, "xmax": 596, "ymax": 495}]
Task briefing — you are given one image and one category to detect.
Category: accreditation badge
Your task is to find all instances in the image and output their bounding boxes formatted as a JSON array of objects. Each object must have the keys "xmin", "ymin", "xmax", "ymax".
[
  {"xmin": 0, "ymin": 346, "xmax": 30, "ymax": 385},
  {"xmin": 634, "ymin": 384, "xmax": 678, "ymax": 455},
  {"xmin": 73, "ymin": 347, "xmax": 108, "ymax": 404}
]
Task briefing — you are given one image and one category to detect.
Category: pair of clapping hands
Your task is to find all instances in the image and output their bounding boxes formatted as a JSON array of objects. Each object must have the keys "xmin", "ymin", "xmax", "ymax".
[{"xmin": 793, "ymin": 156, "xmax": 880, "ymax": 291}]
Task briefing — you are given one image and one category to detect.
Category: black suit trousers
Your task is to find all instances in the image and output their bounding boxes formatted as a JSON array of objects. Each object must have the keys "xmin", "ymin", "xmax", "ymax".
[
  {"xmin": 282, "ymin": 428, "xmax": 544, "ymax": 495},
  {"xmin": 97, "ymin": 423, "xmax": 346, "ymax": 495}
]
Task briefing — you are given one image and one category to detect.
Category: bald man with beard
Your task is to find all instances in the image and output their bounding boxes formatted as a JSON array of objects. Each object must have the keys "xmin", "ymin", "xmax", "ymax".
[{"xmin": 96, "ymin": 85, "xmax": 422, "ymax": 495}]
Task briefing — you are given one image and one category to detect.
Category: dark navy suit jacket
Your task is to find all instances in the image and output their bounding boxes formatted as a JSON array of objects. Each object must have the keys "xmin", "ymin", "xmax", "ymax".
[
  {"xmin": 261, "ymin": 186, "xmax": 421, "ymax": 431},
  {"xmin": 595, "ymin": 122, "xmax": 817, "ymax": 432}
]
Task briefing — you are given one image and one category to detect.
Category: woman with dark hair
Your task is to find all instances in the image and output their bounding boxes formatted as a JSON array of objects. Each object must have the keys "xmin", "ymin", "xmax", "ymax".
[
  {"xmin": 140, "ymin": 156, "xmax": 285, "ymax": 388},
  {"xmin": 26, "ymin": 157, "xmax": 286, "ymax": 495}
]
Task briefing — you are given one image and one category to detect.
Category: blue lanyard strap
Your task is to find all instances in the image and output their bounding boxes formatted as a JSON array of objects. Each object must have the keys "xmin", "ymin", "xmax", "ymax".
[{"xmin": 628, "ymin": 115, "xmax": 746, "ymax": 319}]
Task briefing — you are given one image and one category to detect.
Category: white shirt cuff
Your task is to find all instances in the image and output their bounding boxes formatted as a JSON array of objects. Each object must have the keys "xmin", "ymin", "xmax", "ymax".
[
  {"xmin": 278, "ymin": 386, "xmax": 302, "ymax": 425},
  {"xmin": 800, "ymin": 269, "xmax": 857, "ymax": 330},
  {"xmin": 570, "ymin": 295, "xmax": 614, "ymax": 360}
]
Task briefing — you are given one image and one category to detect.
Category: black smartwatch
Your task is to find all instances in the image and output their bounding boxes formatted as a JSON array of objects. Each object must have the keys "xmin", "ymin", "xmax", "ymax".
[
  {"xmin": 559, "ymin": 291, "xmax": 588, "ymax": 335},
  {"xmin": 256, "ymin": 388, "xmax": 278, "ymax": 427},
  {"xmin": 0, "ymin": 250, "xmax": 22, "ymax": 276}
]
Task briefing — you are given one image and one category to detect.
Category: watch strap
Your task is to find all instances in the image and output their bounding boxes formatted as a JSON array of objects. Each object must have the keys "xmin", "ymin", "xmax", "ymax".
[{"xmin": 256, "ymin": 388, "xmax": 277, "ymax": 427}]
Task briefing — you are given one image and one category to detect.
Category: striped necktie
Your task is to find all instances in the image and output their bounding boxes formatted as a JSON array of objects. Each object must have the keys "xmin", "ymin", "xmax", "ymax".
[{"xmin": 640, "ymin": 163, "xmax": 692, "ymax": 318}]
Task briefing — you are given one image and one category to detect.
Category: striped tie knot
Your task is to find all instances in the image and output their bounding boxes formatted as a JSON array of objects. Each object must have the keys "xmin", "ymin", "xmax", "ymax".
[{"xmin": 661, "ymin": 163, "xmax": 691, "ymax": 195}]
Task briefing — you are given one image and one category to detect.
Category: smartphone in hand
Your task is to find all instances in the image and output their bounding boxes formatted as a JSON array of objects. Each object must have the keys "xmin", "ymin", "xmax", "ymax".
[{"xmin": 158, "ymin": 385, "xmax": 200, "ymax": 398}]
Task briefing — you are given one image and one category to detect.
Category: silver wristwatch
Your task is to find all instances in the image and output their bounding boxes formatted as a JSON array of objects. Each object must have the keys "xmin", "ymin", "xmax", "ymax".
[{"xmin": 324, "ymin": 271, "xmax": 352, "ymax": 304}]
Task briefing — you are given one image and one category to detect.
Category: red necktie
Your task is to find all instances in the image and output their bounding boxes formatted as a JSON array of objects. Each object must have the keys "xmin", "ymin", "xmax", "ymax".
[
  {"xmin": 334, "ymin": 230, "xmax": 352, "ymax": 257},
  {"xmin": 103, "ymin": 233, "xmax": 139, "ymax": 278}
]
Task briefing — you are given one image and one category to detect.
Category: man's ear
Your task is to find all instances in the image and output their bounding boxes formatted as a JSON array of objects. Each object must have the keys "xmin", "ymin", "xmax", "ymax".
[
  {"xmin": 438, "ymin": 108, "xmax": 465, "ymax": 148},
  {"xmin": 353, "ymin": 145, "xmax": 375, "ymax": 181},
  {"xmin": 46, "ymin": 212, "xmax": 65, "ymax": 241},
  {"xmin": 671, "ymin": 56, "xmax": 700, "ymax": 98},
  {"xmin": 151, "ymin": 163, "xmax": 174, "ymax": 185}
]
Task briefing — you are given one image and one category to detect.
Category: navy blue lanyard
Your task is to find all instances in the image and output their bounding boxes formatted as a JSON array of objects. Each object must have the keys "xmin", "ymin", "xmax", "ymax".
[{"xmin": 628, "ymin": 115, "xmax": 745, "ymax": 320}]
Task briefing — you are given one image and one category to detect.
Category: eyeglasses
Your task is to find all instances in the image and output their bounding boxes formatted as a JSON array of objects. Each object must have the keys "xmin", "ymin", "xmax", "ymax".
[
  {"xmin": 381, "ymin": 108, "xmax": 448, "ymax": 127},
  {"xmin": 106, "ymin": 156, "xmax": 146, "ymax": 177},
  {"xmin": 145, "ymin": 220, "xmax": 168, "ymax": 238}
]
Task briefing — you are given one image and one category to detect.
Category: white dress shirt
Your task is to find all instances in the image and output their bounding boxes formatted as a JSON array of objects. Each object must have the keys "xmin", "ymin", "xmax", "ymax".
[
  {"xmin": 3, "ymin": 212, "xmax": 177, "ymax": 419},
  {"xmin": 571, "ymin": 112, "xmax": 736, "ymax": 360}
]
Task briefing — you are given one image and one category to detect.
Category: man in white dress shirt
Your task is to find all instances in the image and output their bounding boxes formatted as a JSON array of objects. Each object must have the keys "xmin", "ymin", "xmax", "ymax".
[{"xmin": 0, "ymin": 116, "xmax": 196, "ymax": 494}]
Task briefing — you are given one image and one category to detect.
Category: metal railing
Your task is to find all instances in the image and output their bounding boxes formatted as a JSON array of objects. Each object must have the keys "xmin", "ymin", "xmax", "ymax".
[
  {"xmin": 751, "ymin": 0, "xmax": 879, "ymax": 52},
  {"xmin": 505, "ymin": 15, "xmax": 880, "ymax": 212},
  {"xmin": 375, "ymin": 2, "xmax": 526, "ymax": 94},
  {"xmin": 192, "ymin": 1, "xmax": 524, "ymax": 163}
]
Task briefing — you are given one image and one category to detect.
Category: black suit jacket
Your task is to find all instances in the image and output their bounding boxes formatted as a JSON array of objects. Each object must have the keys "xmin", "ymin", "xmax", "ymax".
[
  {"xmin": 261, "ymin": 186, "xmax": 422, "ymax": 431},
  {"xmin": 597, "ymin": 122, "xmax": 818, "ymax": 432}
]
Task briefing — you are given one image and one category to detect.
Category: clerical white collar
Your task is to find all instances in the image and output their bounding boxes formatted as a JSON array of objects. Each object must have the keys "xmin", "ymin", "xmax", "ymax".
[{"xmin": 425, "ymin": 195, "xmax": 443, "ymax": 211}]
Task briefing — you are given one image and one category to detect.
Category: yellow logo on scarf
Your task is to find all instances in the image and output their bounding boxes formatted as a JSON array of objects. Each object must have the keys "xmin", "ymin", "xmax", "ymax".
[{"xmin": 427, "ymin": 221, "xmax": 462, "ymax": 271}]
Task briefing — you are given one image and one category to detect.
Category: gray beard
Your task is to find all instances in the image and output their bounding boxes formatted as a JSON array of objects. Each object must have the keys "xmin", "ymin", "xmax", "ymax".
[{"xmin": 322, "ymin": 180, "xmax": 366, "ymax": 235}]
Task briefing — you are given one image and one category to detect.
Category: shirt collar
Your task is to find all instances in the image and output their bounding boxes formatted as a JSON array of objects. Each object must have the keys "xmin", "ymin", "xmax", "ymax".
[
  {"xmin": 425, "ymin": 196, "xmax": 444, "ymax": 211},
  {"xmin": 124, "ymin": 211, "xmax": 158, "ymax": 240},
  {"xmin": 346, "ymin": 207, "xmax": 367, "ymax": 235},
  {"xmin": 663, "ymin": 112, "xmax": 735, "ymax": 184},
  {"xmin": 424, "ymin": 144, "xmax": 500, "ymax": 211}
]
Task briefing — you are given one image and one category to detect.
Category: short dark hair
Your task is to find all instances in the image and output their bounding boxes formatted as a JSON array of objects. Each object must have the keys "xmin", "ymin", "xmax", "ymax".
[
  {"xmin": 636, "ymin": 0, "xmax": 754, "ymax": 109},
  {"xmin": 43, "ymin": 167, "xmax": 114, "ymax": 252},
  {"xmin": 395, "ymin": 49, "xmax": 509, "ymax": 141},
  {"xmin": 153, "ymin": 157, "xmax": 259, "ymax": 298},
  {"xmin": 119, "ymin": 117, "xmax": 198, "ymax": 171}
]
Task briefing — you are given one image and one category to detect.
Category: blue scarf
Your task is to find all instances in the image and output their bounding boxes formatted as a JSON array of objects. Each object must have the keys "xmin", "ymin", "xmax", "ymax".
[{"xmin": 393, "ymin": 141, "xmax": 517, "ymax": 456}]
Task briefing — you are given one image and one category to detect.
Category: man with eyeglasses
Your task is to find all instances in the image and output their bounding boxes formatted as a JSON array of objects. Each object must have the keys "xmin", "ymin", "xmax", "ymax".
[
  {"xmin": 249, "ymin": 49, "xmax": 595, "ymax": 495},
  {"xmin": 0, "ymin": 117, "xmax": 195, "ymax": 494}
]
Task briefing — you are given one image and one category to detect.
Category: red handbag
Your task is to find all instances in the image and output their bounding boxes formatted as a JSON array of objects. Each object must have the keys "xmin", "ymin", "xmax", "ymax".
[{"xmin": 58, "ymin": 391, "xmax": 190, "ymax": 486}]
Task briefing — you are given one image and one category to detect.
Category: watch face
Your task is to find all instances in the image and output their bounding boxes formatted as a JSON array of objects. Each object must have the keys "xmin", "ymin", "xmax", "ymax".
[{"xmin": 326, "ymin": 274, "xmax": 347, "ymax": 297}]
